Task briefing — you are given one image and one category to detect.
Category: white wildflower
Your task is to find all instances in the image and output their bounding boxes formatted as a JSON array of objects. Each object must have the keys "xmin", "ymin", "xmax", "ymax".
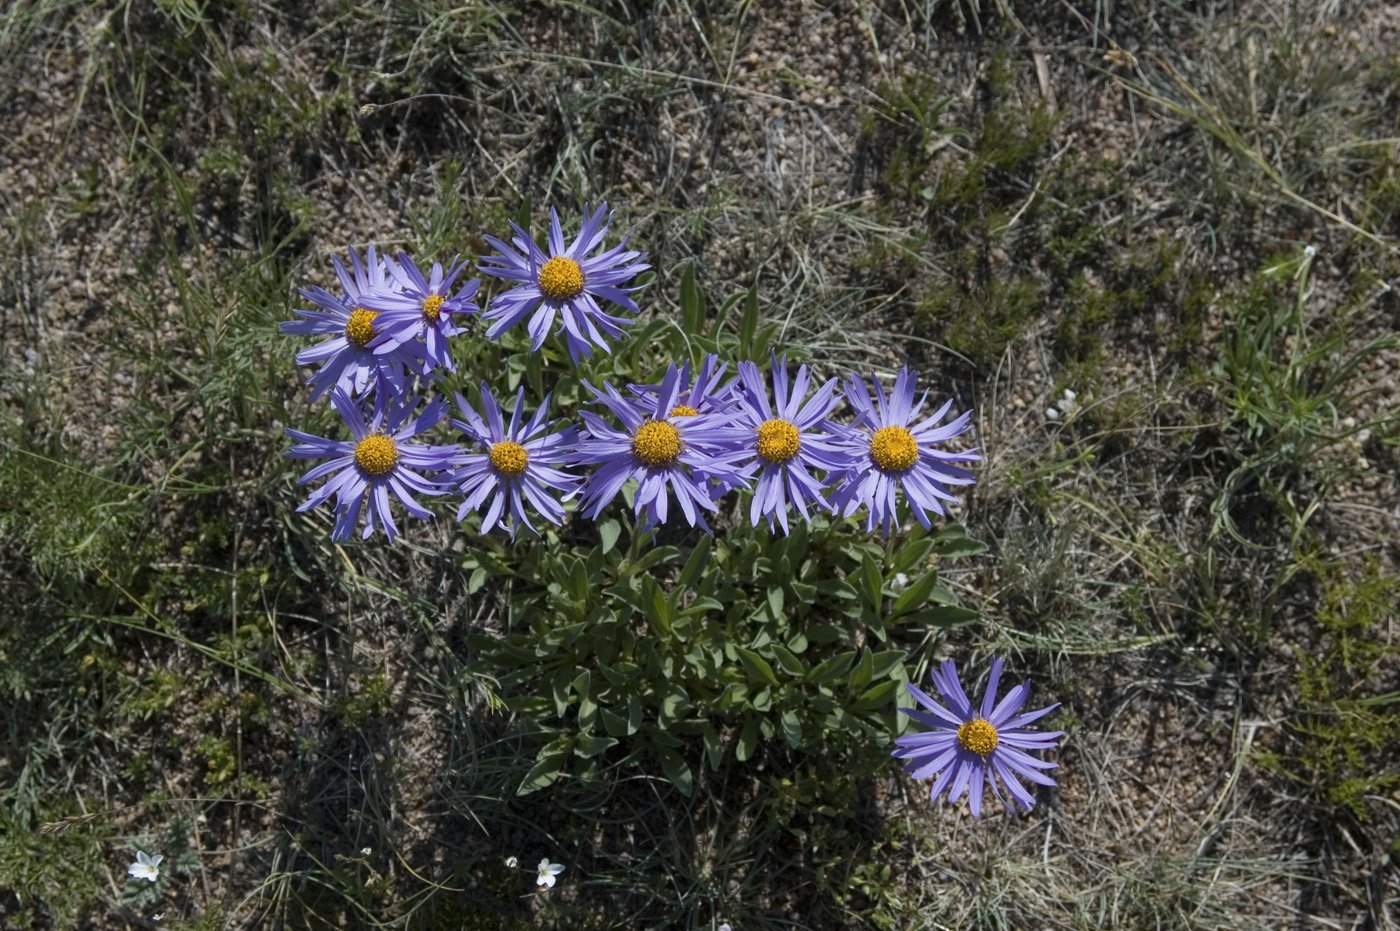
[
  {"xmin": 536, "ymin": 857, "xmax": 565, "ymax": 889},
  {"xmin": 505, "ymin": 855, "xmax": 519, "ymax": 869},
  {"xmin": 127, "ymin": 850, "xmax": 162, "ymax": 883}
]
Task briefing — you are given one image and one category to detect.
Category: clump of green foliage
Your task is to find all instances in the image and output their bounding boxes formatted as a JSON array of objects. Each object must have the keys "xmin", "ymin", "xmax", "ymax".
[
  {"xmin": 857, "ymin": 52, "xmax": 1214, "ymax": 377},
  {"xmin": 1211, "ymin": 250, "xmax": 1396, "ymax": 546},
  {"xmin": 471, "ymin": 515, "xmax": 982, "ymax": 797},
  {"xmin": 1258, "ymin": 558, "xmax": 1400, "ymax": 822}
]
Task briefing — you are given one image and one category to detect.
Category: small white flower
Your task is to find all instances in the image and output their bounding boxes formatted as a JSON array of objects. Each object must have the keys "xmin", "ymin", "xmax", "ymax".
[
  {"xmin": 1045, "ymin": 407, "xmax": 1060, "ymax": 421},
  {"xmin": 127, "ymin": 850, "xmax": 162, "ymax": 883},
  {"xmin": 891, "ymin": 572, "xmax": 910, "ymax": 592},
  {"xmin": 1062, "ymin": 388, "xmax": 1077, "ymax": 403},
  {"xmin": 1303, "ymin": 244, "xmax": 1317, "ymax": 259},
  {"xmin": 719, "ymin": 924, "xmax": 733, "ymax": 931},
  {"xmin": 505, "ymin": 855, "xmax": 519, "ymax": 868},
  {"xmin": 536, "ymin": 857, "xmax": 565, "ymax": 889}
]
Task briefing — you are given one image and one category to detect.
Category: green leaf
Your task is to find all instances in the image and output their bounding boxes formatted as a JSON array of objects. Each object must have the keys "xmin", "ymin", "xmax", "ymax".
[
  {"xmin": 703, "ymin": 724, "xmax": 724, "ymax": 770},
  {"xmin": 849, "ymin": 649, "xmax": 875, "ymax": 691},
  {"xmin": 766, "ymin": 585, "xmax": 785, "ymax": 620},
  {"xmin": 599, "ymin": 707, "xmax": 629, "ymax": 737},
  {"xmin": 891, "ymin": 572, "xmax": 941, "ymax": 617},
  {"xmin": 933, "ymin": 524, "xmax": 989, "ymax": 557},
  {"xmin": 869, "ymin": 650, "xmax": 908, "ymax": 682},
  {"xmin": 680, "ymin": 263, "xmax": 705, "ymax": 335},
  {"xmin": 816, "ymin": 579, "xmax": 859, "ymax": 601},
  {"xmin": 851, "ymin": 678, "xmax": 901, "ymax": 711},
  {"xmin": 861, "ymin": 553, "xmax": 884, "ymax": 605},
  {"xmin": 598, "ymin": 659, "xmax": 638, "ymax": 689},
  {"xmin": 656, "ymin": 746, "xmax": 694, "ymax": 797},
  {"xmin": 598, "ymin": 519, "xmax": 621, "ymax": 555},
  {"xmin": 574, "ymin": 735, "xmax": 618, "ymax": 759},
  {"xmin": 892, "ymin": 537, "xmax": 936, "ymax": 574},
  {"xmin": 718, "ymin": 681, "xmax": 748, "ymax": 710},
  {"xmin": 642, "ymin": 576, "xmax": 674, "ymax": 635},
  {"xmin": 517, "ymin": 736, "xmax": 571, "ymax": 795},
  {"xmin": 780, "ymin": 709, "xmax": 802, "ymax": 748},
  {"xmin": 628, "ymin": 545, "xmax": 680, "ymax": 574},
  {"xmin": 712, "ymin": 289, "xmax": 738, "ymax": 333},
  {"xmin": 808, "ymin": 650, "xmax": 856, "ymax": 685},
  {"xmin": 593, "ymin": 622, "xmax": 619, "ymax": 665},
  {"xmin": 525, "ymin": 349, "xmax": 545, "ymax": 404},
  {"xmin": 927, "ymin": 584, "xmax": 959, "ymax": 606},
  {"xmin": 660, "ymin": 684, "xmax": 689, "ymax": 723},
  {"xmin": 806, "ymin": 623, "xmax": 847, "ymax": 643},
  {"xmin": 736, "ymin": 647, "xmax": 780, "ymax": 687},
  {"xmin": 736, "ymin": 717, "xmax": 759, "ymax": 762},
  {"xmin": 567, "ymin": 558, "xmax": 589, "ymax": 607},
  {"xmin": 680, "ymin": 596, "xmax": 723, "ymax": 618},
  {"xmin": 551, "ymin": 666, "xmax": 573, "ymax": 716},
  {"xmin": 573, "ymin": 670, "xmax": 596, "ymax": 729},
  {"xmin": 677, "ymin": 535, "xmax": 712, "ymax": 590},
  {"xmin": 738, "ymin": 286, "xmax": 760, "ymax": 359},
  {"xmin": 771, "ymin": 643, "xmax": 806, "ymax": 677}
]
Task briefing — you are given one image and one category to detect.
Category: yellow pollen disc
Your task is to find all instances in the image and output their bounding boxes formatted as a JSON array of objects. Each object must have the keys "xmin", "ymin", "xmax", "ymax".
[
  {"xmin": 344, "ymin": 308, "xmax": 379, "ymax": 347},
  {"xmin": 421, "ymin": 293, "xmax": 445, "ymax": 323},
  {"xmin": 354, "ymin": 434, "xmax": 399, "ymax": 477},
  {"xmin": 669, "ymin": 404, "xmax": 700, "ymax": 417},
  {"xmin": 869, "ymin": 425, "xmax": 919, "ymax": 472},
  {"xmin": 488, "ymin": 440, "xmax": 529, "ymax": 478},
  {"xmin": 957, "ymin": 718, "xmax": 999, "ymax": 757},
  {"xmin": 537, "ymin": 256, "xmax": 585, "ymax": 300},
  {"xmin": 632, "ymin": 420, "xmax": 682, "ymax": 467},
  {"xmin": 755, "ymin": 418, "xmax": 801, "ymax": 464}
]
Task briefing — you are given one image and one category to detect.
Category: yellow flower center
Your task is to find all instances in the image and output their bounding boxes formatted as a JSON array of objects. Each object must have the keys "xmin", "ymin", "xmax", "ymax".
[
  {"xmin": 956, "ymin": 718, "xmax": 999, "ymax": 757},
  {"xmin": 869, "ymin": 425, "xmax": 919, "ymax": 472},
  {"xmin": 632, "ymin": 420, "xmax": 682, "ymax": 467},
  {"xmin": 755, "ymin": 418, "xmax": 801, "ymax": 464},
  {"xmin": 537, "ymin": 256, "xmax": 585, "ymax": 301},
  {"xmin": 421, "ymin": 293, "xmax": 445, "ymax": 323},
  {"xmin": 344, "ymin": 308, "xmax": 379, "ymax": 347},
  {"xmin": 354, "ymin": 434, "xmax": 399, "ymax": 477},
  {"xmin": 488, "ymin": 440, "xmax": 529, "ymax": 478},
  {"xmin": 669, "ymin": 404, "xmax": 700, "ymax": 418}
]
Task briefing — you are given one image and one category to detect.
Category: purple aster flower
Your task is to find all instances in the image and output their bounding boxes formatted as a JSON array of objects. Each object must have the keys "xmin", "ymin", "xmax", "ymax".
[
  {"xmin": 574, "ymin": 363, "xmax": 748, "ymax": 530},
  {"xmin": 478, "ymin": 203, "xmax": 650, "ymax": 361},
  {"xmin": 733, "ymin": 356, "xmax": 847, "ymax": 534},
  {"xmin": 629, "ymin": 353, "xmax": 735, "ymax": 417},
  {"xmin": 828, "ymin": 368, "xmax": 978, "ymax": 533},
  {"xmin": 285, "ymin": 389, "xmax": 457, "ymax": 542},
  {"xmin": 892, "ymin": 657, "xmax": 1064, "ymax": 817},
  {"xmin": 450, "ymin": 384, "xmax": 579, "ymax": 536},
  {"xmin": 280, "ymin": 245, "xmax": 423, "ymax": 400},
  {"xmin": 362, "ymin": 253, "xmax": 479, "ymax": 375}
]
